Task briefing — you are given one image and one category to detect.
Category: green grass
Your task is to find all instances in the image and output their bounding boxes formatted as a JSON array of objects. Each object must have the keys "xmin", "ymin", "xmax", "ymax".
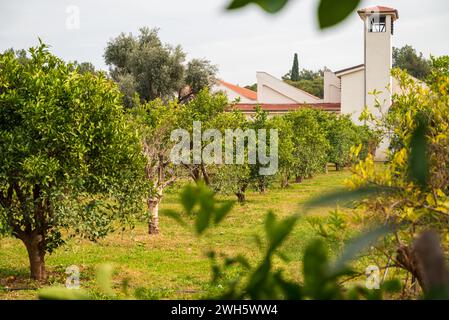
[{"xmin": 0, "ymin": 169, "xmax": 353, "ymax": 300}]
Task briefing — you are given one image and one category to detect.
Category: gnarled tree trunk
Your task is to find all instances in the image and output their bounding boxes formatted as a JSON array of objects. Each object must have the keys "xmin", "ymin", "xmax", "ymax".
[
  {"xmin": 257, "ymin": 179, "xmax": 267, "ymax": 193},
  {"xmin": 148, "ymin": 196, "xmax": 161, "ymax": 235},
  {"xmin": 235, "ymin": 184, "xmax": 247, "ymax": 203},
  {"xmin": 191, "ymin": 166, "xmax": 201, "ymax": 182},
  {"xmin": 397, "ymin": 230, "xmax": 449, "ymax": 295},
  {"xmin": 235, "ymin": 192, "xmax": 246, "ymax": 203},
  {"xmin": 22, "ymin": 232, "xmax": 47, "ymax": 282},
  {"xmin": 200, "ymin": 163, "xmax": 211, "ymax": 186}
]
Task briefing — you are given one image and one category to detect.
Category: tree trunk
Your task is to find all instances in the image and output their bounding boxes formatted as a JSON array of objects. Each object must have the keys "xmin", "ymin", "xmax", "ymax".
[
  {"xmin": 335, "ymin": 163, "xmax": 341, "ymax": 171},
  {"xmin": 295, "ymin": 175, "xmax": 303, "ymax": 183},
  {"xmin": 148, "ymin": 197, "xmax": 161, "ymax": 235},
  {"xmin": 235, "ymin": 192, "xmax": 246, "ymax": 203},
  {"xmin": 23, "ymin": 233, "xmax": 47, "ymax": 282},
  {"xmin": 397, "ymin": 230, "xmax": 449, "ymax": 295},
  {"xmin": 235, "ymin": 184, "xmax": 247, "ymax": 203},
  {"xmin": 200, "ymin": 163, "xmax": 211, "ymax": 186},
  {"xmin": 258, "ymin": 179, "xmax": 267, "ymax": 193},
  {"xmin": 281, "ymin": 177, "xmax": 289, "ymax": 188},
  {"xmin": 192, "ymin": 166, "xmax": 201, "ymax": 183}
]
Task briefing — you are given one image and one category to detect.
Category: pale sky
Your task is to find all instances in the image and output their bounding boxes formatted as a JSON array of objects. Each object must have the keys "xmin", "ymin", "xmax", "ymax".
[{"xmin": 1, "ymin": 0, "xmax": 448, "ymax": 85}]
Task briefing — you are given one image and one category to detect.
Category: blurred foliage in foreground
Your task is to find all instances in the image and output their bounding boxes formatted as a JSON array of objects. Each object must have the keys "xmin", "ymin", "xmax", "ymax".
[
  {"xmin": 226, "ymin": 0, "xmax": 363, "ymax": 30},
  {"xmin": 345, "ymin": 56, "xmax": 449, "ymax": 296}
]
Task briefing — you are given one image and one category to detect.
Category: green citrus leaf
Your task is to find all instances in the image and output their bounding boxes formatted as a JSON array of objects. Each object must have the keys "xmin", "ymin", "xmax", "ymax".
[{"xmin": 318, "ymin": 0, "xmax": 361, "ymax": 29}]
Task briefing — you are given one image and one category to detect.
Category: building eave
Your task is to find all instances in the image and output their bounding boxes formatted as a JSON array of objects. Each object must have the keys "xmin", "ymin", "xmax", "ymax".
[
  {"xmin": 357, "ymin": 6, "xmax": 399, "ymax": 20},
  {"xmin": 334, "ymin": 64, "xmax": 365, "ymax": 77},
  {"xmin": 230, "ymin": 103, "xmax": 341, "ymax": 113}
]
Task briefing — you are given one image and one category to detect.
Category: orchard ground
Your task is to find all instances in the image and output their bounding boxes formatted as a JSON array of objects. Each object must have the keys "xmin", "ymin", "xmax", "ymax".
[{"xmin": 0, "ymin": 168, "xmax": 381, "ymax": 299}]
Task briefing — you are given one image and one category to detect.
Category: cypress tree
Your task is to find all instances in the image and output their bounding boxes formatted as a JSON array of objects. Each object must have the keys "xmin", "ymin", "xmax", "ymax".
[{"xmin": 291, "ymin": 53, "xmax": 300, "ymax": 81}]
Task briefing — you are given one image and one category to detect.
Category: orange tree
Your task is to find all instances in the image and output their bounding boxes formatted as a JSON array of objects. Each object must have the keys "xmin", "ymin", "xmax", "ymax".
[{"xmin": 0, "ymin": 43, "xmax": 146, "ymax": 281}]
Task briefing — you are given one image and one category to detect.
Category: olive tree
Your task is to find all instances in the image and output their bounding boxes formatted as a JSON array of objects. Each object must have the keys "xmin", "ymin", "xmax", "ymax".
[
  {"xmin": 104, "ymin": 27, "xmax": 185, "ymax": 105},
  {"xmin": 0, "ymin": 44, "xmax": 146, "ymax": 281},
  {"xmin": 180, "ymin": 58, "xmax": 218, "ymax": 103},
  {"xmin": 104, "ymin": 27, "xmax": 217, "ymax": 106}
]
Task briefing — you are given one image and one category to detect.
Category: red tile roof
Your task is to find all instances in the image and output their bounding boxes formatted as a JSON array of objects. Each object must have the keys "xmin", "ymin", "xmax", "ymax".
[
  {"xmin": 217, "ymin": 80, "xmax": 257, "ymax": 101},
  {"xmin": 358, "ymin": 6, "xmax": 399, "ymax": 19},
  {"xmin": 230, "ymin": 103, "xmax": 341, "ymax": 113},
  {"xmin": 359, "ymin": 5, "xmax": 396, "ymax": 12}
]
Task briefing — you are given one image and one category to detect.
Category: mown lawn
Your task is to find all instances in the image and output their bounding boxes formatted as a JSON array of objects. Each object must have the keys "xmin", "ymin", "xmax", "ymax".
[{"xmin": 0, "ymin": 169, "xmax": 354, "ymax": 300}]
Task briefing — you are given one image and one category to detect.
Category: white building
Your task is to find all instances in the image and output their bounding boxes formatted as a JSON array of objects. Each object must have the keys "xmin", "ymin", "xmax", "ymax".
[{"xmin": 214, "ymin": 5, "xmax": 404, "ymax": 160}]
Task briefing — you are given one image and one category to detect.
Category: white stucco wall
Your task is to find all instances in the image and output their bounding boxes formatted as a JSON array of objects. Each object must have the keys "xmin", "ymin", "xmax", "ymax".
[
  {"xmin": 256, "ymin": 72, "xmax": 322, "ymax": 104},
  {"xmin": 364, "ymin": 14, "xmax": 393, "ymax": 118},
  {"xmin": 340, "ymin": 69, "xmax": 365, "ymax": 124},
  {"xmin": 323, "ymin": 69, "xmax": 341, "ymax": 103},
  {"xmin": 364, "ymin": 14, "xmax": 395, "ymax": 161},
  {"xmin": 258, "ymin": 85, "xmax": 298, "ymax": 103}
]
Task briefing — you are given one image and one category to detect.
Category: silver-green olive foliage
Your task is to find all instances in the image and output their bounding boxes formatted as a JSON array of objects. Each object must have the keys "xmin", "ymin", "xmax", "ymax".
[
  {"xmin": 104, "ymin": 27, "xmax": 217, "ymax": 106},
  {"xmin": 0, "ymin": 43, "xmax": 146, "ymax": 279}
]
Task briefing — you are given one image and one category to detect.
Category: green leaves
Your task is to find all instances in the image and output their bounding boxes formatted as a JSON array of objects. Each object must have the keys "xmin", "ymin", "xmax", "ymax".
[
  {"xmin": 318, "ymin": 0, "xmax": 361, "ymax": 29},
  {"xmin": 214, "ymin": 201, "xmax": 234, "ymax": 224},
  {"xmin": 227, "ymin": 0, "xmax": 363, "ymax": 30},
  {"xmin": 180, "ymin": 184, "xmax": 200, "ymax": 213},
  {"xmin": 408, "ymin": 117, "xmax": 429, "ymax": 187},
  {"xmin": 265, "ymin": 211, "xmax": 297, "ymax": 253},
  {"xmin": 301, "ymin": 226, "xmax": 400, "ymax": 300},
  {"xmin": 227, "ymin": 0, "xmax": 289, "ymax": 13},
  {"xmin": 303, "ymin": 239, "xmax": 330, "ymax": 286},
  {"xmin": 38, "ymin": 287, "xmax": 91, "ymax": 300},
  {"xmin": 285, "ymin": 108, "xmax": 330, "ymax": 182},
  {"xmin": 302, "ymin": 239, "xmax": 347, "ymax": 299},
  {"xmin": 174, "ymin": 183, "xmax": 234, "ymax": 235},
  {"xmin": 222, "ymin": 212, "xmax": 301, "ymax": 299},
  {"xmin": 332, "ymin": 224, "xmax": 395, "ymax": 272},
  {"xmin": 104, "ymin": 27, "xmax": 186, "ymax": 106},
  {"xmin": 0, "ymin": 42, "xmax": 147, "ymax": 276},
  {"xmin": 304, "ymin": 186, "xmax": 388, "ymax": 213}
]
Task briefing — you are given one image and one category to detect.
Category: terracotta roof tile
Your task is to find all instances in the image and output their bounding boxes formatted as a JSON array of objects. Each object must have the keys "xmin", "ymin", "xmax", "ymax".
[
  {"xmin": 358, "ymin": 6, "xmax": 399, "ymax": 19},
  {"xmin": 217, "ymin": 80, "xmax": 257, "ymax": 101},
  {"xmin": 359, "ymin": 5, "xmax": 397, "ymax": 12}
]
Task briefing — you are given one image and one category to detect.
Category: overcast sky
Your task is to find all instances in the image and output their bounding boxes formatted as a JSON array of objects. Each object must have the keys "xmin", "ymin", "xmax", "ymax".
[{"xmin": 1, "ymin": 0, "xmax": 448, "ymax": 85}]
